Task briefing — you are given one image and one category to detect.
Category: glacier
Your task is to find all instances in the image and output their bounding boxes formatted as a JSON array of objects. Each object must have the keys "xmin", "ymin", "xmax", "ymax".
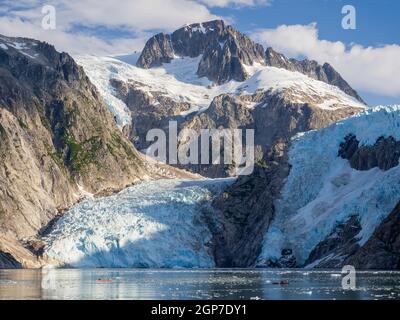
[
  {"xmin": 258, "ymin": 105, "xmax": 400, "ymax": 266},
  {"xmin": 44, "ymin": 178, "xmax": 234, "ymax": 268}
]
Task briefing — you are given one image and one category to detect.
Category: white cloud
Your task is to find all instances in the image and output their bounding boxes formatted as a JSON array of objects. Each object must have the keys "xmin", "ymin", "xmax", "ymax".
[
  {"xmin": 0, "ymin": 0, "xmax": 221, "ymax": 55},
  {"xmin": 56, "ymin": 0, "xmax": 220, "ymax": 31},
  {"xmin": 198, "ymin": 0, "xmax": 270, "ymax": 7},
  {"xmin": 0, "ymin": 16, "xmax": 149, "ymax": 55},
  {"xmin": 0, "ymin": 0, "xmax": 269, "ymax": 55},
  {"xmin": 252, "ymin": 23, "xmax": 400, "ymax": 98}
]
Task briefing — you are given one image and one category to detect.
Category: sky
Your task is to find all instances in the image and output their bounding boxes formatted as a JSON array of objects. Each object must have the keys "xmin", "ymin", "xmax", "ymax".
[{"xmin": 0, "ymin": 0, "xmax": 399, "ymax": 105}]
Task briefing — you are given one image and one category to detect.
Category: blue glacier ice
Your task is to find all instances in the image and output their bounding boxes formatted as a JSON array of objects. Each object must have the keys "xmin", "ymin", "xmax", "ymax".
[
  {"xmin": 258, "ymin": 105, "xmax": 400, "ymax": 266},
  {"xmin": 44, "ymin": 178, "xmax": 234, "ymax": 268}
]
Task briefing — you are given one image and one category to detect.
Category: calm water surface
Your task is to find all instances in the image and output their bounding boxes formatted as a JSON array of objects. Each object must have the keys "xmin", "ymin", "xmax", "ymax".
[{"xmin": 0, "ymin": 269, "xmax": 400, "ymax": 300}]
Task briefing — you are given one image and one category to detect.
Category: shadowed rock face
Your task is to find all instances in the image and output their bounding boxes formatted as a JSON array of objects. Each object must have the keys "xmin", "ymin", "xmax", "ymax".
[
  {"xmin": 0, "ymin": 35, "xmax": 151, "ymax": 267},
  {"xmin": 346, "ymin": 202, "xmax": 400, "ymax": 269},
  {"xmin": 137, "ymin": 20, "xmax": 266, "ymax": 84},
  {"xmin": 171, "ymin": 20, "xmax": 226, "ymax": 57},
  {"xmin": 265, "ymin": 47, "xmax": 364, "ymax": 103},
  {"xmin": 339, "ymin": 134, "xmax": 400, "ymax": 171},
  {"xmin": 0, "ymin": 252, "xmax": 22, "ymax": 269},
  {"xmin": 135, "ymin": 33, "xmax": 174, "ymax": 68},
  {"xmin": 304, "ymin": 216, "xmax": 362, "ymax": 268},
  {"xmin": 208, "ymin": 144, "xmax": 289, "ymax": 267}
]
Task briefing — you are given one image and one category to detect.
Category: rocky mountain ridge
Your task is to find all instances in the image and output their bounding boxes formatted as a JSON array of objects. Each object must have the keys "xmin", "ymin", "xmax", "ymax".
[
  {"xmin": 137, "ymin": 20, "xmax": 363, "ymax": 103},
  {"xmin": 265, "ymin": 47, "xmax": 364, "ymax": 103}
]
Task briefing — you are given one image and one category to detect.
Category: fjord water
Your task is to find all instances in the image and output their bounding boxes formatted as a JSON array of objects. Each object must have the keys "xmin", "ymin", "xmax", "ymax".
[{"xmin": 1, "ymin": 269, "xmax": 399, "ymax": 300}]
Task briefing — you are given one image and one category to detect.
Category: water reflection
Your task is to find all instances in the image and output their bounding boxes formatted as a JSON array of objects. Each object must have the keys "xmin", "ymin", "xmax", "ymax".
[{"xmin": 0, "ymin": 269, "xmax": 400, "ymax": 300}]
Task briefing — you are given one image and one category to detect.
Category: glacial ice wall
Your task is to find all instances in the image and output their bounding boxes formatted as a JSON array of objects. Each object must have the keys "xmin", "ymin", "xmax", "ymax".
[
  {"xmin": 258, "ymin": 106, "xmax": 400, "ymax": 266},
  {"xmin": 44, "ymin": 178, "xmax": 234, "ymax": 268}
]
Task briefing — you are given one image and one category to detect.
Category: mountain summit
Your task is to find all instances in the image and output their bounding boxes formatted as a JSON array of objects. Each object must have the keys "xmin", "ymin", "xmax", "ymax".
[
  {"xmin": 136, "ymin": 20, "xmax": 363, "ymax": 103},
  {"xmin": 137, "ymin": 20, "xmax": 265, "ymax": 84}
]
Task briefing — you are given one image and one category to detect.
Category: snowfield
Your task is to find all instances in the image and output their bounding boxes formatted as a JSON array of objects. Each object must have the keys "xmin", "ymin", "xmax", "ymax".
[
  {"xmin": 44, "ymin": 178, "xmax": 234, "ymax": 268},
  {"xmin": 76, "ymin": 54, "xmax": 365, "ymax": 128},
  {"xmin": 258, "ymin": 105, "xmax": 400, "ymax": 267}
]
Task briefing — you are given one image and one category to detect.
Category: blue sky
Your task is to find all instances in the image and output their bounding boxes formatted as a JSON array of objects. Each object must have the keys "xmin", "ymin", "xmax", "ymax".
[
  {"xmin": 0, "ymin": 0, "xmax": 399, "ymax": 105},
  {"xmin": 222, "ymin": 0, "xmax": 400, "ymax": 47}
]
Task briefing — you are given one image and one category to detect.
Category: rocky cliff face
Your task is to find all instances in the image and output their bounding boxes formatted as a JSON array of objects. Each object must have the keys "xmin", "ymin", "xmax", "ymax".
[
  {"xmin": 345, "ymin": 201, "xmax": 400, "ymax": 269},
  {"xmin": 0, "ymin": 35, "xmax": 152, "ymax": 267},
  {"xmin": 109, "ymin": 75, "xmax": 363, "ymax": 178},
  {"xmin": 135, "ymin": 33, "xmax": 175, "ymax": 68},
  {"xmin": 109, "ymin": 78, "xmax": 191, "ymax": 151}
]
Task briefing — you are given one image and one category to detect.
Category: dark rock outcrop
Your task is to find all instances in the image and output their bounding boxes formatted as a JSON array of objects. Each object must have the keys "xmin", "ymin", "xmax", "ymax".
[
  {"xmin": 265, "ymin": 47, "xmax": 364, "ymax": 103},
  {"xmin": 0, "ymin": 252, "xmax": 22, "ymax": 269},
  {"xmin": 346, "ymin": 202, "xmax": 400, "ymax": 269},
  {"xmin": 262, "ymin": 249, "xmax": 297, "ymax": 268},
  {"xmin": 208, "ymin": 142, "xmax": 289, "ymax": 267},
  {"xmin": 339, "ymin": 134, "xmax": 400, "ymax": 171},
  {"xmin": 171, "ymin": 20, "xmax": 226, "ymax": 57},
  {"xmin": 135, "ymin": 33, "xmax": 174, "ymax": 68},
  {"xmin": 197, "ymin": 39, "xmax": 249, "ymax": 84},
  {"xmin": 305, "ymin": 216, "xmax": 362, "ymax": 268}
]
